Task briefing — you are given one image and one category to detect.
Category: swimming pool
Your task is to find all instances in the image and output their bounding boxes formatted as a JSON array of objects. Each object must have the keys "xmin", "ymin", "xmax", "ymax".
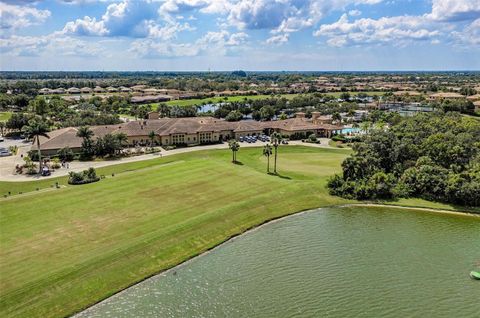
[{"xmin": 341, "ymin": 127, "xmax": 361, "ymax": 134}]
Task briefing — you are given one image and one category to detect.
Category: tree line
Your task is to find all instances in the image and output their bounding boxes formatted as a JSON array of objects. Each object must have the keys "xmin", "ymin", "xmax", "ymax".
[{"xmin": 328, "ymin": 112, "xmax": 480, "ymax": 206}]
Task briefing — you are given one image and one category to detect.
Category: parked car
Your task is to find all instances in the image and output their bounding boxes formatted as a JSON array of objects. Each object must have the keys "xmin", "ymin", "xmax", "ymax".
[
  {"xmin": 0, "ymin": 147, "xmax": 11, "ymax": 157},
  {"xmin": 239, "ymin": 136, "xmax": 244, "ymax": 142},
  {"xmin": 0, "ymin": 137, "xmax": 4, "ymax": 142},
  {"xmin": 282, "ymin": 140, "xmax": 289, "ymax": 144}
]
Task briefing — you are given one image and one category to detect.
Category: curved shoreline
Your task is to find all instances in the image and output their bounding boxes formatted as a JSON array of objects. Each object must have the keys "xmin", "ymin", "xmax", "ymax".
[{"xmin": 72, "ymin": 203, "xmax": 478, "ymax": 317}]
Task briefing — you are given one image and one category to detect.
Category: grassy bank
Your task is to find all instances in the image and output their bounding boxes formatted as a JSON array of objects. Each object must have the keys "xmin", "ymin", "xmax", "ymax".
[{"xmin": 0, "ymin": 146, "xmax": 473, "ymax": 318}]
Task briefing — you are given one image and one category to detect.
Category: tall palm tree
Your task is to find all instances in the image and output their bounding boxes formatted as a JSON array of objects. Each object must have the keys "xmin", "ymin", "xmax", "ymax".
[
  {"xmin": 228, "ymin": 139, "xmax": 240, "ymax": 163},
  {"xmin": 22, "ymin": 118, "xmax": 50, "ymax": 174},
  {"xmin": 148, "ymin": 130, "xmax": 156, "ymax": 150},
  {"xmin": 271, "ymin": 132, "xmax": 282, "ymax": 174},
  {"xmin": 76, "ymin": 126, "xmax": 94, "ymax": 157},
  {"xmin": 263, "ymin": 144, "xmax": 272, "ymax": 173}
]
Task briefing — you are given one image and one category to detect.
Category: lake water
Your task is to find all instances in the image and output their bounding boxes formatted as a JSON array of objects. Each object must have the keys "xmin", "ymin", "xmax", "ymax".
[{"xmin": 76, "ymin": 206, "xmax": 480, "ymax": 318}]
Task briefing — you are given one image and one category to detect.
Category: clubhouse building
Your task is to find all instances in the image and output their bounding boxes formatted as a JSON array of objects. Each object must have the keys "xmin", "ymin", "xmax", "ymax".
[{"xmin": 33, "ymin": 112, "xmax": 342, "ymax": 155}]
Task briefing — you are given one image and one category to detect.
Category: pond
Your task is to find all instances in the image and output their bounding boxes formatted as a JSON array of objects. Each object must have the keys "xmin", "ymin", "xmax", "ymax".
[{"xmin": 76, "ymin": 206, "xmax": 480, "ymax": 318}]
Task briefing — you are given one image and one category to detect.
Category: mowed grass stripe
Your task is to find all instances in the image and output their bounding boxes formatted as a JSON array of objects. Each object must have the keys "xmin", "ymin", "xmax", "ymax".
[
  {"xmin": 0, "ymin": 146, "xmax": 464, "ymax": 318},
  {"xmin": 1, "ymin": 150, "xmax": 300, "ymax": 317}
]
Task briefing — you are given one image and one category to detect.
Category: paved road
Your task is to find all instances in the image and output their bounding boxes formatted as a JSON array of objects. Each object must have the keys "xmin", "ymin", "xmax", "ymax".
[{"xmin": 0, "ymin": 138, "xmax": 337, "ymax": 182}]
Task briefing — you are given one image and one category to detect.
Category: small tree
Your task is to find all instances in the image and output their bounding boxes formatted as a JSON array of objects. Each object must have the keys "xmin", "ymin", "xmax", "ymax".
[
  {"xmin": 271, "ymin": 132, "xmax": 282, "ymax": 174},
  {"xmin": 228, "ymin": 139, "xmax": 240, "ymax": 163},
  {"xmin": 57, "ymin": 147, "xmax": 74, "ymax": 161},
  {"xmin": 263, "ymin": 144, "xmax": 273, "ymax": 173},
  {"xmin": 76, "ymin": 126, "xmax": 94, "ymax": 158},
  {"xmin": 22, "ymin": 117, "xmax": 50, "ymax": 174},
  {"xmin": 148, "ymin": 130, "xmax": 156, "ymax": 150}
]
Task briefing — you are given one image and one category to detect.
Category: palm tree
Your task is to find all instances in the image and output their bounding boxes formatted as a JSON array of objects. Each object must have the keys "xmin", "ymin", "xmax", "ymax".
[
  {"xmin": 360, "ymin": 121, "xmax": 371, "ymax": 133},
  {"xmin": 76, "ymin": 126, "xmax": 94, "ymax": 157},
  {"xmin": 228, "ymin": 139, "xmax": 240, "ymax": 163},
  {"xmin": 22, "ymin": 118, "xmax": 50, "ymax": 174},
  {"xmin": 270, "ymin": 132, "xmax": 282, "ymax": 174},
  {"xmin": 263, "ymin": 144, "xmax": 272, "ymax": 173},
  {"xmin": 148, "ymin": 130, "xmax": 156, "ymax": 150}
]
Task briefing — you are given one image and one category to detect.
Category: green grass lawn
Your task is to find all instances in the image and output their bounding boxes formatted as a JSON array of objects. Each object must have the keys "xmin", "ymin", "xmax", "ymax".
[
  {"xmin": 0, "ymin": 146, "xmax": 474, "ymax": 318},
  {"xmin": 147, "ymin": 91, "xmax": 384, "ymax": 108},
  {"xmin": 0, "ymin": 111, "xmax": 12, "ymax": 122}
]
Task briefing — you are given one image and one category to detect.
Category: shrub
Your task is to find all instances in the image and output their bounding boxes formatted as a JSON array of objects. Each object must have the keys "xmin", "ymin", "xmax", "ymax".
[
  {"xmin": 68, "ymin": 167, "xmax": 100, "ymax": 185},
  {"xmin": 51, "ymin": 158, "xmax": 61, "ymax": 169},
  {"xmin": 57, "ymin": 147, "xmax": 74, "ymax": 161},
  {"xmin": 331, "ymin": 134, "xmax": 346, "ymax": 142}
]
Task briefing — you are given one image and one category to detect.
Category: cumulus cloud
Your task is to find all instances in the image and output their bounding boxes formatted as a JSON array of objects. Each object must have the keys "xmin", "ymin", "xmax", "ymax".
[
  {"xmin": 159, "ymin": 0, "xmax": 210, "ymax": 15},
  {"xmin": 315, "ymin": 13, "xmax": 439, "ymax": 47},
  {"xmin": 0, "ymin": 2, "xmax": 50, "ymax": 31},
  {"xmin": 428, "ymin": 0, "xmax": 480, "ymax": 22},
  {"xmin": 63, "ymin": 16, "xmax": 108, "ymax": 36},
  {"xmin": 129, "ymin": 30, "xmax": 248, "ymax": 58},
  {"xmin": 0, "ymin": 33, "xmax": 104, "ymax": 57},
  {"xmin": 61, "ymin": 0, "xmax": 195, "ymax": 39},
  {"xmin": 265, "ymin": 33, "xmax": 289, "ymax": 44}
]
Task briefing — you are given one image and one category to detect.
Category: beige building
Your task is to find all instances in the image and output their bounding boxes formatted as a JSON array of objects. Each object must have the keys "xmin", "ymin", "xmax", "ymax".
[
  {"xmin": 33, "ymin": 113, "xmax": 342, "ymax": 155},
  {"xmin": 428, "ymin": 92, "xmax": 465, "ymax": 101}
]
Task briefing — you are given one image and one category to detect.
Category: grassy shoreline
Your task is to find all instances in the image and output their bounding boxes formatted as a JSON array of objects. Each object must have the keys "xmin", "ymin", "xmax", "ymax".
[{"xmin": 1, "ymin": 146, "xmax": 477, "ymax": 318}]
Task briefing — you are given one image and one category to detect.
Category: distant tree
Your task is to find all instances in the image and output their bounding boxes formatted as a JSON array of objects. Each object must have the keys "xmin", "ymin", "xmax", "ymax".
[
  {"xmin": 231, "ymin": 70, "xmax": 247, "ymax": 77},
  {"xmin": 6, "ymin": 113, "xmax": 30, "ymax": 131},
  {"xmin": 340, "ymin": 92, "xmax": 351, "ymax": 101},
  {"xmin": 22, "ymin": 117, "xmax": 50, "ymax": 173},
  {"xmin": 228, "ymin": 139, "xmax": 240, "ymax": 163},
  {"xmin": 332, "ymin": 112, "xmax": 342, "ymax": 122},
  {"xmin": 225, "ymin": 110, "xmax": 243, "ymax": 121},
  {"xmin": 260, "ymin": 105, "xmax": 275, "ymax": 121},
  {"xmin": 271, "ymin": 132, "xmax": 282, "ymax": 174},
  {"xmin": 263, "ymin": 143, "xmax": 273, "ymax": 173}
]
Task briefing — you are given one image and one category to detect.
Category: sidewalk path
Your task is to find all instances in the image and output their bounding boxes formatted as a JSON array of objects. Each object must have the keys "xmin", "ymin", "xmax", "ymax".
[{"xmin": 0, "ymin": 138, "xmax": 339, "ymax": 182}]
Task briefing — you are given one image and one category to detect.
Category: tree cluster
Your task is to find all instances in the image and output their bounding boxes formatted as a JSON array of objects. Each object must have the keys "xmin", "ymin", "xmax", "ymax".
[{"xmin": 328, "ymin": 112, "xmax": 480, "ymax": 206}]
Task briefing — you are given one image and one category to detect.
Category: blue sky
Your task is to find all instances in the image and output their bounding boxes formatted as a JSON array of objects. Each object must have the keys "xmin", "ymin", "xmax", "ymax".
[{"xmin": 0, "ymin": 0, "xmax": 479, "ymax": 71}]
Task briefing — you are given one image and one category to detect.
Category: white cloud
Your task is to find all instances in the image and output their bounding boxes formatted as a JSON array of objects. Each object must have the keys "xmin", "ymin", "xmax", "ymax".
[
  {"xmin": 266, "ymin": 33, "xmax": 289, "ymax": 44},
  {"xmin": 159, "ymin": 0, "xmax": 209, "ymax": 15},
  {"xmin": 0, "ymin": 2, "xmax": 50, "ymax": 31},
  {"xmin": 315, "ymin": 13, "xmax": 439, "ymax": 47},
  {"xmin": 349, "ymin": 9, "xmax": 361, "ymax": 16},
  {"xmin": 0, "ymin": 33, "xmax": 104, "ymax": 57},
  {"xmin": 63, "ymin": 16, "xmax": 108, "ymax": 36},
  {"xmin": 61, "ymin": 0, "xmax": 195, "ymax": 40},
  {"xmin": 129, "ymin": 30, "xmax": 248, "ymax": 58},
  {"xmin": 429, "ymin": 0, "xmax": 480, "ymax": 22},
  {"xmin": 225, "ymin": 0, "xmax": 385, "ymax": 41},
  {"xmin": 452, "ymin": 18, "xmax": 480, "ymax": 46}
]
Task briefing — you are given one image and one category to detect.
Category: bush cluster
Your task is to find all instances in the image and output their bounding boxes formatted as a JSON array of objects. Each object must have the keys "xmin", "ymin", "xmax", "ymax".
[
  {"xmin": 328, "ymin": 112, "xmax": 480, "ymax": 206},
  {"xmin": 68, "ymin": 168, "xmax": 100, "ymax": 185}
]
